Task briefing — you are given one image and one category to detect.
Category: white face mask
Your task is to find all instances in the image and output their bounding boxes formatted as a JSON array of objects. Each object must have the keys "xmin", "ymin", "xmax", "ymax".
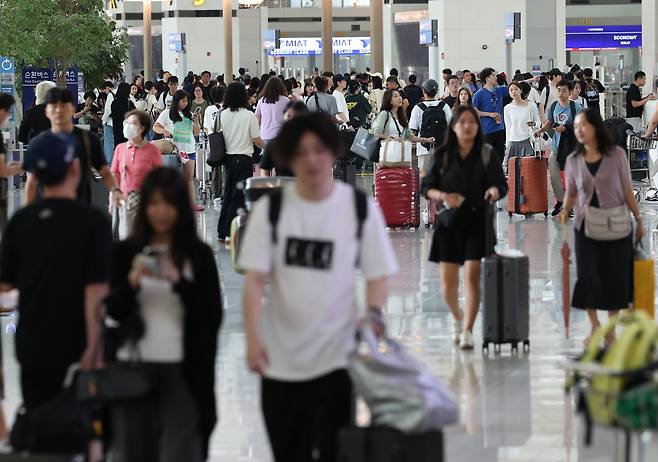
[{"xmin": 123, "ymin": 121, "xmax": 140, "ymax": 141}]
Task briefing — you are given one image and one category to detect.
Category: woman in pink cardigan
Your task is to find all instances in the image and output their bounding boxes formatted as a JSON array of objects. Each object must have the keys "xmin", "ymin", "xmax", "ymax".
[{"xmin": 560, "ymin": 108, "xmax": 644, "ymax": 345}]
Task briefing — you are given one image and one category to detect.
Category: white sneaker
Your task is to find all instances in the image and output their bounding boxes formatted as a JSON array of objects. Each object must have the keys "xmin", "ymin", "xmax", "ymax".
[
  {"xmin": 459, "ymin": 331, "xmax": 474, "ymax": 350},
  {"xmin": 452, "ymin": 317, "xmax": 463, "ymax": 344}
]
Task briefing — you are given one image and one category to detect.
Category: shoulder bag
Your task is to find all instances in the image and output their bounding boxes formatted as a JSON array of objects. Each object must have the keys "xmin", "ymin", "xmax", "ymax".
[
  {"xmin": 207, "ymin": 107, "xmax": 227, "ymax": 167},
  {"xmin": 378, "ymin": 113, "xmax": 412, "ymax": 168},
  {"xmin": 584, "ymin": 205, "xmax": 632, "ymax": 241}
]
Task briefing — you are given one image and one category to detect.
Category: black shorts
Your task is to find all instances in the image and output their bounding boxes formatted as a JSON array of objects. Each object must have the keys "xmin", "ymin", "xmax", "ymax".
[{"xmin": 429, "ymin": 208, "xmax": 488, "ymax": 265}]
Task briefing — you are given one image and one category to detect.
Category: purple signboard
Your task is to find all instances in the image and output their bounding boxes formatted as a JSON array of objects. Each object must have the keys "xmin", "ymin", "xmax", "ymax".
[{"xmin": 566, "ymin": 25, "xmax": 641, "ymax": 50}]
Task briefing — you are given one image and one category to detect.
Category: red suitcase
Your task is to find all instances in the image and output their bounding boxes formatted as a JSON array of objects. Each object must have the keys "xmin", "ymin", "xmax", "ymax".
[
  {"xmin": 507, "ymin": 156, "xmax": 548, "ymax": 218},
  {"xmin": 375, "ymin": 167, "xmax": 420, "ymax": 228}
]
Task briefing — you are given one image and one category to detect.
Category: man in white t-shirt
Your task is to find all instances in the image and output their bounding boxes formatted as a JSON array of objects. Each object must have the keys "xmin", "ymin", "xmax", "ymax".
[
  {"xmin": 541, "ymin": 68, "xmax": 562, "ymax": 120},
  {"xmin": 239, "ymin": 112, "xmax": 398, "ymax": 462},
  {"xmin": 203, "ymin": 86, "xmax": 225, "ymax": 135},
  {"xmin": 332, "ymin": 74, "xmax": 350, "ymax": 125},
  {"xmin": 409, "ymin": 79, "xmax": 453, "ymax": 162},
  {"xmin": 157, "ymin": 75, "xmax": 179, "ymax": 111}
]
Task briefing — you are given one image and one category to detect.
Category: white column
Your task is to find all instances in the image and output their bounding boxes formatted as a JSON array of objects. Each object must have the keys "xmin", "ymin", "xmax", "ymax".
[
  {"xmin": 224, "ymin": 0, "xmax": 233, "ymax": 80},
  {"xmin": 643, "ymin": 0, "xmax": 658, "ymax": 92},
  {"xmin": 554, "ymin": 0, "xmax": 567, "ymax": 70}
]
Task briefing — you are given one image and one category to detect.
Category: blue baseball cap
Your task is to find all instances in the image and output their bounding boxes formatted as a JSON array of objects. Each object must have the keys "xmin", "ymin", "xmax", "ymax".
[{"xmin": 27, "ymin": 132, "xmax": 76, "ymax": 186}]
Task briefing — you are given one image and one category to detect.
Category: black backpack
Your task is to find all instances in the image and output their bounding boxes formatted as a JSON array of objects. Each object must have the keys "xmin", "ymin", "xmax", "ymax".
[{"xmin": 418, "ymin": 102, "xmax": 448, "ymax": 149}]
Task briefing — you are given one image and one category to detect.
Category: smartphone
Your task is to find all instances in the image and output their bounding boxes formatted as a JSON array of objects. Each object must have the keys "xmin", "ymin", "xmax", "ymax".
[
  {"xmin": 194, "ymin": 107, "xmax": 202, "ymax": 115},
  {"xmin": 140, "ymin": 245, "xmax": 168, "ymax": 278}
]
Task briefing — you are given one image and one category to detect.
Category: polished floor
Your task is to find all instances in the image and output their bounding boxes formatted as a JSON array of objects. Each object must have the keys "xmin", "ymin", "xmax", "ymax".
[{"xmin": 2, "ymin": 179, "xmax": 658, "ymax": 461}]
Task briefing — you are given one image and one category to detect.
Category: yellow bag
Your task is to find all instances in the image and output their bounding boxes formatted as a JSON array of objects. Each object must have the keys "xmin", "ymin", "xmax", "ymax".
[{"xmin": 634, "ymin": 245, "xmax": 655, "ymax": 320}]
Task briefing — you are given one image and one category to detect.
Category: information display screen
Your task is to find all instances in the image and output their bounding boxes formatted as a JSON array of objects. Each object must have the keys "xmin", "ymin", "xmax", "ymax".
[{"xmin": 566, "ymin": 25, "xmax": 641, "ymax": 50}]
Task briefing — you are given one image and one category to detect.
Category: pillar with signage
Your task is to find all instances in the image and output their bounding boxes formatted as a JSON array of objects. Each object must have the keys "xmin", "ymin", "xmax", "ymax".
[
  {"xmin": 504, "ymin": 13, "xmax": 521, "ymax": 82},
  {"xmin": 643, "ymin": 1, "xmax": 658, "ymax": 95},
  {"xmin": 0, "ymin": 57, "xmax": 16, "ymax": 150}
]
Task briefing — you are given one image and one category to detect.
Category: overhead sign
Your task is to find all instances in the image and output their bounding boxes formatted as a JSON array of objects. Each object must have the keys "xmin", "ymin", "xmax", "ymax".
[
  {"xmin": 268, "ymin": 37, "xmax": 371, "ymax": 56},
  {"xmin": 168, "ymin": 33, "xmax": 186, "ymax": 52},
  {"xmin": 21, "ymin": 67, "xmax": 78, "ymax": 113},
  {"xmin": 566, "ymin": 25, "xmax": 641, "ymax": 50}
]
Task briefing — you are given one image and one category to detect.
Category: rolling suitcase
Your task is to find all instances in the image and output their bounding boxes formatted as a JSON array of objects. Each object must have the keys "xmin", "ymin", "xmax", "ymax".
[
  {"xmin": 481, "ymin": 205, "xmax": 530, "ymax": 354},
  {"xmin": 374, "ymin": 167, "xmax": 420, "ymax": 228},
  {"xmin": 338, "ymin": 426, "xmax": 443, "ymax": 462},
  {"xmin": 507, "ymin": 155, "xmax": 548, "ymax": 218},
  {"xmin": 334, "ymin": 159, "xmax": 357, "ymax": 185}
]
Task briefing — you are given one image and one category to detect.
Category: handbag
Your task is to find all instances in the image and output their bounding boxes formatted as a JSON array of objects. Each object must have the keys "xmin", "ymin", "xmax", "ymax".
[
  {"xmin": 10, "ymin": 366, "xmax": 92, "ymax": 454},
  {"xmin": 348, "ymin": 317, "xmax": 458, "ymax": 433},
  {"xmin": 76, "ymin": 303, "xmax": 153, "ymax": 405},
  {"xmin": 584, "ymin": 204, "xmax": 632, "ymax": 241},
  {"xmin": 633, "ymin": 242, "xmax": 655, "ymax": 319},
  {"xmin": 378, "ymin": 140, "xmax": 413, "ymax": 168},
  {"xmin": 151, "ymin": 138, "xmax": 175, "ymax": 155},
  {"xmin": 350, "ymin": 127, "xmax": 380, "ymax": 161},
  {"xmin": 207, "ymin": 107, "xmax": 227, "ymax": 167}
]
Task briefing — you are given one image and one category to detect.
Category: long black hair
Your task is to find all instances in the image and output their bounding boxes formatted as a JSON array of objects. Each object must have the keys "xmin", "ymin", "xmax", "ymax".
[
  {"xmin": 224, "ymin": 82, "xmax": 248, "ymax": 111},
  {"xmin": 115, "ymin": 82, "xmax": 131, "ymax": 101},
  {"xmin": 380, "ymin": 89, "xmax": 408, "ymax": 128},
  {"xmin": 434, "ymin": 105, "xmax": 485, "ymax": 170},
  {"xmin": 169, "ymin": 90, "xmax": 192, "ymax": 123},
  {"xmin": 573, "ymin": 108, "xmax": 612, "ymax": 156},
  {"xmin": 130, "ymin": 168, "xmax": 202, "ymax": 269}
]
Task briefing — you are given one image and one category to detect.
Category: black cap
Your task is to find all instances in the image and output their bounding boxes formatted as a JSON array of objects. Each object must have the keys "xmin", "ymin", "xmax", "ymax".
[{"xmin": 549, "ymin": 68, "xmax": 563, "ymax": 77}]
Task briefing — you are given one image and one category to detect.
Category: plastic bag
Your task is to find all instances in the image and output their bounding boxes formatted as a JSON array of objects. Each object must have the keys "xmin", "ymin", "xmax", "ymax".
[{"xmin": 348, "ymin": 319, "xmax": 459, "ymax": 433}]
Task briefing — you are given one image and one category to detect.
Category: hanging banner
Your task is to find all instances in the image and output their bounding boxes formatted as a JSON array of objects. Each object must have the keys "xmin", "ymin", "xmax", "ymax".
[{"xmin": 268, "ymin": 37, "xmax": 371, "ymax": 56}]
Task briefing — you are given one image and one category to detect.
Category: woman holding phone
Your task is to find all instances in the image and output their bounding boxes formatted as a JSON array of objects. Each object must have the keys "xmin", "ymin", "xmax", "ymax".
[
  {"xmin": 153, "ymin": 90, "xmax": 204, "ymax": 211},
  {"xmin": 106, "ymin": 168, "xmax": 222, "ymax": 462},
  {"xmin": 504, "ymin": 81, "xmax": 542, "ymax": 160}
]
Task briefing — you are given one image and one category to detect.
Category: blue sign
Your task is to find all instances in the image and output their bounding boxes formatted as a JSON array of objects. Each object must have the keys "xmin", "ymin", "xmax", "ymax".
[
  {"xmin": 419, "ymin": 19, "xmax": 433, "ymax": 45},
  {"xmin": 0, "ymin": 57, "xmax": 14, "ymax": 74},
  {"xmin": 268, "ymin": 37, "xmax": 370, "ymax": 57},
  {"xmin": 21, "ymin": 67, "xmax": 78, "ymax": 113},
  {"xmin": 169, "ymin": 33, "xmax": 185, "ymax": 52},
  {"xmin": 566, "ymin": 25, "xmax": 642, "ymax": 50}
]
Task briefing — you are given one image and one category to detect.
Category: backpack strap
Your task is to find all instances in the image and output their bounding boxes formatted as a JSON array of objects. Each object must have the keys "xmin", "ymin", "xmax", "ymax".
[
  {"xmin": 354, "ymin": 187, "xmax": 368, "ymax": 267},
  {"xmin": 268, "ymin": 189, "xmax": 283, "ymax": 244},
  {"xmin": 418, "ymin": 102, "xmax": 427, "ymax": 111},
  {"xmin": 354, "ymin": 187, "xmax": 367, "ymax": 240},
  {"xmin": 437, "ymin": 101, "xmax": 446, "ymax": 110},
  {"xmin": 569, "ymin": 101, "xmax": 577, "ymax": 123},
  {"xmin": 544, "ymin": 86, "xmax": 550, "ymax": 108}
]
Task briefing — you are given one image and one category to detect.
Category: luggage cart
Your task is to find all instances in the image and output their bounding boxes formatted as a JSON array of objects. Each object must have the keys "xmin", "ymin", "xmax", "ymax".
[
  {"xmin": 626, "ymin": 132, "xmax": 657, "ymax": 202},
  {"xmin": 196, "ymin": 133, "xmax": 213, "ymax": 205}
]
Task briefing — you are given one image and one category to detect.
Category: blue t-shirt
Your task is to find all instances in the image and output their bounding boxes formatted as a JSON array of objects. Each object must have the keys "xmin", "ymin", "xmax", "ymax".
[
  {"xmin": 548, "ymin": 101, "xmax": 583, "ymax": 152},
  {"xmin": 473, "ymin": 86, "xmax": 507, "ymax": 135}
]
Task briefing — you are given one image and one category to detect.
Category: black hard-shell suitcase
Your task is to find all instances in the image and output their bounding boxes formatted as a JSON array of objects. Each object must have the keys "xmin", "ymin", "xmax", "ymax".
[
  {"xmin": 334, "ymin": 159, "xmax": 357, "ymax": 185},
  {"xmin": 338, "ymin": 426, "xmax": 443, "ymax": 462},
  {"xmin": 480, "ymin": 205, "xmax": 530, "ymax": 354},
  {"xmin": 481, "ymin": 255, "xmax": 530, "ymax": 354}
]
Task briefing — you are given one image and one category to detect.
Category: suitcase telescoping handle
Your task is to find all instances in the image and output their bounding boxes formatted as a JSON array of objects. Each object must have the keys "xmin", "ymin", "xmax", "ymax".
[{"xmin": 485, "ymin": 201, "xmax": 496, "ymax": 256}]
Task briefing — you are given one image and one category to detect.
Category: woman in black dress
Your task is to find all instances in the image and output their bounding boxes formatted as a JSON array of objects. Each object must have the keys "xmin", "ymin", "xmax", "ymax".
[
  {"xmin": 422, "ymin": 105, "xmax": 507, "ymax": 350},
  {"xmin": 111, "ymin": 82, "xmax": 136, "ymax": 147},
  {"xmin": 560, "ymin": 109, "xmax": 644, "ymax": 345}
]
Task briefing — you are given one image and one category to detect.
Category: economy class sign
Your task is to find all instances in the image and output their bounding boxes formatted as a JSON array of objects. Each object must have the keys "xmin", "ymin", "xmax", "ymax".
[{"xmin": 566, "ymin": 25, "xmax": 642, "ymax": 50}]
